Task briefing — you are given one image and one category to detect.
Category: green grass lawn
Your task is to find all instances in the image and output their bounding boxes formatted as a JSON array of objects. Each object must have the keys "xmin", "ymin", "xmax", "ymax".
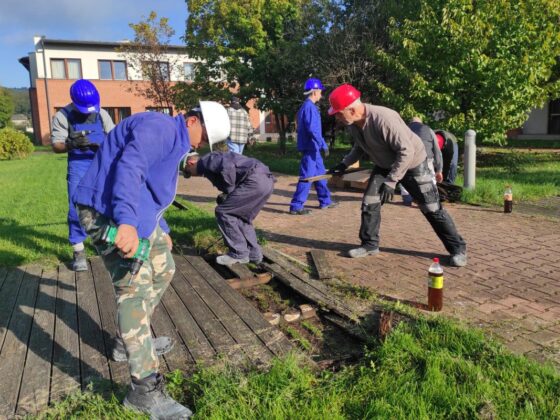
[{"xmin": 38, "ymin": 317, "xmax": 560, "ymax": 419}]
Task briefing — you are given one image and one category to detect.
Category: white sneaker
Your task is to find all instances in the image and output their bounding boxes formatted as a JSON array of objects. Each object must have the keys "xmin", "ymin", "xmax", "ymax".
[{"xmin": 216, "ymin": 255, "xmax": 250, "ymax": 266}]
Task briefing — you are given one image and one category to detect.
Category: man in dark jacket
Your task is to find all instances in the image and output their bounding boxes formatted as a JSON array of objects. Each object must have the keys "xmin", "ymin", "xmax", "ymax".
[
  {"xmin": 74, "ymin": 101, "xmax": 230, "ymax": 419},
  {"xmin": 183, "ymin": 151, "xmax": 275, "ymax": 265}
]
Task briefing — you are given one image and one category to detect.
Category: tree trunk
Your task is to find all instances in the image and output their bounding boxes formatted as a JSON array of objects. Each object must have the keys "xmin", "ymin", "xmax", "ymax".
[{"xmin": 274, "ymin": 113, "xmax": 287, "ymax": 155}]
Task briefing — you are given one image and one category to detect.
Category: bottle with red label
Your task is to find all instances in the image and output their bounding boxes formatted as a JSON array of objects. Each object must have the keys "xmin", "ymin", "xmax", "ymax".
[{"xmin": 427, "ymin": 257, "xmax": 444, "ymax": 311}]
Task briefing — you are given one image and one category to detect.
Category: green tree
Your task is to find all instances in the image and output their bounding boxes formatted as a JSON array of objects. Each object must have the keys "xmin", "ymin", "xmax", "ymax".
[
  {"xmin": 369, "ymin": 0, "xmax": 560, "ymax": 143},
  {"xmin": 119, "ymin": 11, "xmax": 181, "ymax": 111},
  {"xmin": 182, "ymin": 0, "xmax": 324, "ymax": 153},
  {"xmin": 0, "ymin": 87, "xmax": 15, "ymax": 128}
]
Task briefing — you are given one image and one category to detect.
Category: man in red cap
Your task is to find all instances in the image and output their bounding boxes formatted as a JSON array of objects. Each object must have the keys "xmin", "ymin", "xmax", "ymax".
[{"xmin": 327, "ymin": 84, "xmax": 467, "ymax": 267}]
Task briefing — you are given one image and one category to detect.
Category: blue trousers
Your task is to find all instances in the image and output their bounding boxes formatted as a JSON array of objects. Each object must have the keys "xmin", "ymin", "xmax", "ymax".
[
  {"xmin": 290, "ymin": 151, "xmax": 331, "ymax": 211},
  {"xmin": 227, "ymin": 140, "xmax": 245, "ymax": 154},
  {"xmin": 67, "ymin": 159, "xmax": 91, "ymax": 245}
]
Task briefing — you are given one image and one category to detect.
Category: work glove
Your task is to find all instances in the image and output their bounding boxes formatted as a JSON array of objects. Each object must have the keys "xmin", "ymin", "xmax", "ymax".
[
  {"xmin": 66, "ymin": 130, "xmax": 98, "ymax": 151},
  {"xmin": 323, "ymin": 148, "xmax": 330, "ymax": 158},
  {"xmin": 378, "ymin": 183, "xmax": 395, "ymax": 205},
  {"xmin": 327, "ymin": 162, "xmax": 347, "ymax": 175},
  {"xmin": 216, "ymin": 193, "xmax": 228, "ymax": 205}
]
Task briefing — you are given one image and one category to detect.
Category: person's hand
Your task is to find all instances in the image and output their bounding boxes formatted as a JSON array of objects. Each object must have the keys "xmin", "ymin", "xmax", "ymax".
[
  {"xmin": 378, "ymin": 183, "xmax": 395, "ymax": 205},
  {"xmin": 164, "ymin": 233, "xmax": 173, "ymax": 251},
  {"xmin": 327, "ymin": 162, "xmax": 347, "ymax": 175},
  {"xmin": 435, "ymin": 172, "xmax": 443, "ymax": 183},
  {"xmin": 115, "ymin": 224, "xmax": 139, "ymax": 258},
  {"xmin": 216, "ymin": 193, "xmax": 228, "ymax": 205},
  {"xmin": 66, "ymin": 131, "xmax": 98, "ymax": 151},
  {"xmin": 323, "ymin": 148, "xmax": 330, "ymax": 158}
]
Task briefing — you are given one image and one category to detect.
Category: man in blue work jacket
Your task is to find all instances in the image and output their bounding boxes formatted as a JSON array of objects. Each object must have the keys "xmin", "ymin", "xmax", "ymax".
[
  {"xmin": 51, "ymin": 79, "xmax": 115, "ymax": 271},
  {"xmin": 289, "ymin": 78, "xmax": 338, "ymax": 215},
  {"xmin": 74, "ymin": 101, "xmax": 230, "ymax": 419}
]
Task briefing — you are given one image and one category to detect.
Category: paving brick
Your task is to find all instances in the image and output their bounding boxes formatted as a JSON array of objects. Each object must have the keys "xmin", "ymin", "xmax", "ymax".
[
  {"xmin": 476, "ymin": 302, "xmax": 509, "ymax": 314},
  {"xmin": 526, "ymin": 329, "xmax": 560, "ymax": 346},
  {"xmin": 505, "ymin": 337, "xmax": 540, "ymax": 355}
]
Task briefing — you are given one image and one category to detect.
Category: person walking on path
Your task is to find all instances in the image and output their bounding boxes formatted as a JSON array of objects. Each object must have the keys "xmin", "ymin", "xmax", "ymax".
[
  {"xmin": 226, "ymin": 96, "xmax": 253, "ymax": 154},
  {"xmin": 400, "ymin": 116, "xmax": 443, "ymax": 205},
  {"xmin": 183, "ymin": 151, "xmax": 275, "ymax": 266},
  {"xmin": 289, "ymin": 78, "xmax": 337, "ymax": 215},
  {"xmin": 435, "ymin": 129, "xmax": 459, "ymax": 184},
  {"xmin": 327, "ymin": 84, "xmax": 467, "ymax": 267},
  {"xmin": 51, "ymin": 79, "xmax": 115, "ymax": 271},
  {"xmin": 74, "ymin": 101, "xmax": 230, "ymax": 419}
]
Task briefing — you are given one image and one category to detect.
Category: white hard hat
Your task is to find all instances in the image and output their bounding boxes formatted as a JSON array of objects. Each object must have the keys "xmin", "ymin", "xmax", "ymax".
[{"xmin": 199, "ymin": 101, "xmax": 230, "ymax": 150}]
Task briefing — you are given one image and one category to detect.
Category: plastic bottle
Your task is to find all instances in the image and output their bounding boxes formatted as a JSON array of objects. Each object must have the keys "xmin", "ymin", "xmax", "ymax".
[
  {"xmin": 427, "ymin": 257, "xmax": 444, "ymax": 311},
  {"xmin": 504, "ymin": 185, "xmax": 513, "ymax": 213}
]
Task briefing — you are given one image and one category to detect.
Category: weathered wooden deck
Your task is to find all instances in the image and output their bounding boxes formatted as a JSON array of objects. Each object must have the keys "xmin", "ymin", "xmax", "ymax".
[{"xmin": 0, "ymin": 254, "xmax": 293, "ymax": 418}]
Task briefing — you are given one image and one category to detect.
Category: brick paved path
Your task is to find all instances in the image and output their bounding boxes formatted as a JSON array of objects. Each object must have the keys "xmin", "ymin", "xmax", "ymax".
[{"xmin": 177, "ymin": 173, "xmax": 560, "ymax": 367}]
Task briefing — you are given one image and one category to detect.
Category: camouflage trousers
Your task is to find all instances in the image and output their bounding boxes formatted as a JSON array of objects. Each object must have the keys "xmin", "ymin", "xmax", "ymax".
[{"xmin": 77, "ymin": 205, "xmax": 175, "ymax": 380}]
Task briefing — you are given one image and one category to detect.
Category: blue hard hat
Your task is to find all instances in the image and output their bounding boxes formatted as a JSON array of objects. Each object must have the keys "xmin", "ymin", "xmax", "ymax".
[
  {"xmin": 70, "ymin": 79, "xmax": 100, "ymax": 114},
  {"xmin": 304, "ymin": 78, "xmax": 324, "ymax": 92}
]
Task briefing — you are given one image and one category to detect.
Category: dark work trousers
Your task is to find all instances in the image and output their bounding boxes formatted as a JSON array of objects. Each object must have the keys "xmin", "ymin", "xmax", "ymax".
[
  {"xmin": 215, "ymin": 170, "xmax": 275, "ymax": 260},
  {"xmin": 360, "ymin": 161, "xmax": 466, "ymax": 255}
]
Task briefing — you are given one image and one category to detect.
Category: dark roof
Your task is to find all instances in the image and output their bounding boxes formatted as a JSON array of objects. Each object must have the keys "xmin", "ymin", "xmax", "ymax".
[{"xmin": 41, "ymin": 38, "xmax": 186, "ymax": 52}]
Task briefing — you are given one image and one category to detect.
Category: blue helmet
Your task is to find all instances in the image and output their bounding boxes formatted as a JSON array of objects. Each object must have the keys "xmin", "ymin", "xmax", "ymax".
[
  {"xmin": 304, "ymin": 78, "xmax": 324, "ymax": 92},
  {"xmin": 70, "ymin": 79, "xmax": 100, "ymax": 114}
]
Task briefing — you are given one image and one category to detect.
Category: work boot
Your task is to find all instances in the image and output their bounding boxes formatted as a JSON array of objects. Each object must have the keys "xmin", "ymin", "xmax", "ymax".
[
  {"xmin": 124, "ymin": 373, "xmax": 192, "ymax": 419},
  {"xmin": 348, "ymin": 247, "xmax": 380, "ymax": 258},
  {"xmin": 319, "ymin": 201, "xmax": 340, "ymax": 210},
  {"xmin": 216, "ymin": 254, "xmax": 250, "ymax": 266},
  {"xmin": 112, "ymin": 336, "xmax": 175, "ymax": 362},
  {"xmin": 72, "ymin": 250, "xmax": 88, "ymax": 272},
  {"xmin": 450, "ymin": 252, "xmax": 467, "ymax": 267},
  {"xmin": 289, "ymin": 208, "xmax": 312, "ymax": 215}
]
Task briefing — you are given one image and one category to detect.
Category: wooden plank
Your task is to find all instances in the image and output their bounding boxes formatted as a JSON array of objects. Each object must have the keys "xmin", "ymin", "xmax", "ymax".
[
  {"xmin": 263, "ymin": 247, "xmax": 350, "ymax": 310},
  {"xmin": 263, "ymin": 262, "xmax": 357, "ymax": 321},
  {"xmin": 0, "ymin": 267, "xmax": 8, "ymax": 291},
  {"xmin": 89, "ymin": 257, "xmax": 129, "ymax": 386},
  {"xmin": 16, "ymin": 269, "xmax": 57, "ymax": 416},
  {"xmin": 0, "ymin": 266, "xmax": 41, "ymax": 418},
  {"xmin": 342, "ymin": 169, "xmax": 371, "ymax": 183},
  {"xmin": 263, "ymin": 247, "xmax": 314, "ymax": 284},
  {"xmin": 76, "ymin": 265, "xmax": 111, "ymax": 389},
  {"xmin": 170, "ymin": 268, "xmax": 243, "ymax": 364},
  {"xmin": 300, "ymin": 167, "xmax": 364, "ymax": 183},
  {"xmin": 175, "ymin": 257, "xmax": 273, "ymax": 367},
  {"xmin": 184, "ymin": 255, "xmax": 293, "ymax": 357},
  {"xmin": 226, "ymin": 273, "xmax": 272, "ymax": 290},
  {"xmin": 50, "ymin": 264, "xmax": 81, "ymax": 402},
  {"xmin": 310, "ymin": 250, "xmax": 336, "ymax": 280},
  {"xmin": 159, "ymin": 283, "xmax": 215, "ymax": 364},
  {"xmin": 151, "ymin": 300, "xmax": 195, "ymax": 373},
  {"xmin": 226, "ymin": 263, "xmax": 255, "ymax": 280},
  {"xmin": 0, "ymin": 268, "xmax": 25, "ymax": 351}
]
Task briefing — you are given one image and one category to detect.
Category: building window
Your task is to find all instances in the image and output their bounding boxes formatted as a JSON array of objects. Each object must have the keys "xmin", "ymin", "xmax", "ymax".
[
  {"xmin": 105, "ymin": 107, "xmax": 131, "ymax": 124},
  {"xmin": 99, "ymin": 60, "xmax": 128, "ymax": 80},
  {"xmin": 50, "ymin": 58, "xmax": 82, "ymax": 79},
  {"xmin": 549, "ymin": 99, "xmax": 560, "ymax": 135},
  {"xmin": 142, "ymin": 61, "xmax": 170, "ymax": 81},
  {"xmin": 184, "ymin": 63, "xmax": 195, "ymax": 81},
  {"xmin": 146, "ymin": 107, "xmax": 172, "ymax": 116}
]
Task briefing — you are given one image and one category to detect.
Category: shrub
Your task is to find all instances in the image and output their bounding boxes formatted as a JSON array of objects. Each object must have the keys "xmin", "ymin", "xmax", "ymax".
[{"xmin": 0, "ymin": 127, "xmax": 34, "ymax": 160}]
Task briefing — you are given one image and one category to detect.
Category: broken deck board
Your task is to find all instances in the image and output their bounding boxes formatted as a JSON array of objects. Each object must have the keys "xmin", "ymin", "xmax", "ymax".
[
  {"xmin": 309, "ymin": 250, "xmax": 336, "ymax": 279},
  {"xmin": 0, "ymin": 254, "xmax": 293, "ymax": 418}
]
